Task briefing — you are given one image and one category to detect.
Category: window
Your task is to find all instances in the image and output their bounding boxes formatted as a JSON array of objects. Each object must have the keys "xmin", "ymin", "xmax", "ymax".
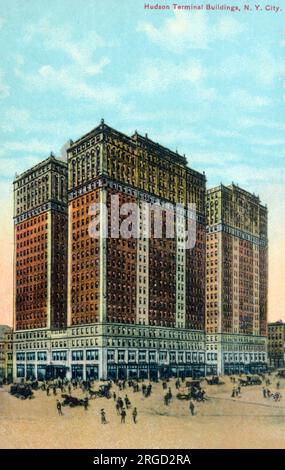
[
  {"xmin": 149, "ymin": 351, "xmax": 156, "ymax": 362},
  {"xmin": 107, "ymin": 349, "xmax": 115, "ymax": 361},
  {"xmin": 27, "ymin": 352, "xmax": 35, "ymax": 361},
  {"xmin": 71, "ymin": 350, "xmax": 84, "ymax": 361},
  {"xmin": 178, "ymin": 352, "xmax": 184, "ymax": 363},
  {"xmin": 52, "ymin": 350, "xmax": 67, "ymax": 361},
  {"xmin": 86, "ymin": 349, "xmax": 99, "ymax": 361},
  {"xmin": 159, "ymin": 351, "xmax": 167, "ymax": 362},
  {"xmin": 17, "ymin": 364, "xmax": 25, "ymax": 378},
  {"xmin": 139, "ymin": 350, "xmax": 146, "ymax": 362},
  {"xmin": 128, "ymin": 351, "xmax": 136, "ymax": 362},
  {"xmin": 37, "ymin": 351, "xmax": 47, "ymax": 361},
  {"xmin": 118, "ymin": 350, "xmax": 125, "ymax": 361},
  {"xmin": 170, "ymin": 352, "xmax": 176, "ymax": 363},
  {"xmin": 16, "ymin": 352, "xmax": 25, "ymax": 361}
]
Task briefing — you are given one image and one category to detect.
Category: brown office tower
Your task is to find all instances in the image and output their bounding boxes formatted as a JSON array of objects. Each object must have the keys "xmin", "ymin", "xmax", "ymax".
[
  {"xmin": 206, "ymin": 184, "xmax": 268, "ymax": 375},
  {"xmin": 268, "ymin": 321, "xmax": 285, "ymax": 369},
  {"xmin": 66, "ymin": 120, "xmax": 206, "ymax": 380},
  {"xmin": 13, "ymin": 155, "xmax": 68, "ymax": 379}
]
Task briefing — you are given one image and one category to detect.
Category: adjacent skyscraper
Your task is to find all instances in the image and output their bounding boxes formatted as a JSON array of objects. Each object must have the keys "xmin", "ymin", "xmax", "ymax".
[
  {"xmin": 268, "ymin": 321, "xmax": 285, "ymax": 369},
  {"xmin": 13, "ymin": 155, "xmax": 68, "ymax": 331},
  {"xmin": 13, "ymin": 155, "xmax": 68, "ymax": 379},
  {"xmin": 206, "ymin": 184, "xmax": 268, "ymax": 374}
]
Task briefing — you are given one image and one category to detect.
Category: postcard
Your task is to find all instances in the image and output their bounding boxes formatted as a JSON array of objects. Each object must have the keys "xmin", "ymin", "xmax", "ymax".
[{"xmin": 0, "ymin": 0, "xmax": 284, "ymax": 455}]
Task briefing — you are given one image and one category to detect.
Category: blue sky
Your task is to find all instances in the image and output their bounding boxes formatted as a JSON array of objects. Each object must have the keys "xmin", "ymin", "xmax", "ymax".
[{"xmin": 0, "ymin": 0, "xmax": 285, "ymax": 323}]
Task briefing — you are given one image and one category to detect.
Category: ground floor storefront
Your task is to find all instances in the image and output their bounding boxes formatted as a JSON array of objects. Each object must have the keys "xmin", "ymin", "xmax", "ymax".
[
  {"xmin": 14, "ymin": 360, "xmax": 207, "ymax": 381},
  {"xmin": 106, "ymin": 363, "xmax": 206, "ymax": 381}
]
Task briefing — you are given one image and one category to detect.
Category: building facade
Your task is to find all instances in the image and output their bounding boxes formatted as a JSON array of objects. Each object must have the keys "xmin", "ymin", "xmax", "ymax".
[
  {"xmin": 268, "ymin": 321, "xmax": 285, "ymax": 369},
  {"xmin": 12, "ymin": 122, "xmax": 269, "ymax": 381},
  {"xmin": 206, "ymin": 184, "xmax": 268, "ymax": 375},
  {"xmin": 13, "ymin": 155, "xmax": 68, "ymax": 379},
  {"xmin": 13, "ymin": 121, "xmax": 207, "ymax": 381},
  {"xmin": 0, "ymin": 325, "xmax": 13, "ymax": 380}
]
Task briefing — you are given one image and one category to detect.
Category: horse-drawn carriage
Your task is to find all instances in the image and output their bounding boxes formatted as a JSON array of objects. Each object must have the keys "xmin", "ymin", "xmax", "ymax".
[
  {"xmin": 61, "ymin": 394, "xmax": 85, "ymax": 407},
  {"xmin": 10, "ymin": 383, "xmax": 33, "ymax": 399},
  {"xmin": 177, "ymin": 381, "xmax": 206, "ymax": 402},
  {"xmin": 239, "ymin": 375, "xmax": 262, "ymax": 386},
  {"xmin": 89, "ymin": 383, "xmax": 112, "ymax": 399},
  {"xmin": 205, "ymin": 376, "xmax": 224, "ymax": 386}
]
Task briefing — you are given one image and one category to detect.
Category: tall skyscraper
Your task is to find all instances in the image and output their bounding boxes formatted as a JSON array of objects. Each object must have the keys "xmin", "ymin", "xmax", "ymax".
[
  {"xmin": 205, "ymin": 184, "xmax": 268, "ymax": 375},
  {"xmin": 66, "ymin": 120, "xmax": 206, "ymax": 380},
  {"xmin": 13, "ymin": 155, "xmax": 68, "ymax": 379}
]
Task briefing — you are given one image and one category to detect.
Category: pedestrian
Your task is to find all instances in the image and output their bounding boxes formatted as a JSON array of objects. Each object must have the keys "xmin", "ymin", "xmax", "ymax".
[
  {"xmin": 101, "ymin": 409, "xmax": 107, "ymax": 424},
  {"xmin": 189, "ymin": 400, "xmax": 195, "ymax": 416},
  {"xmin": 121, "ymin": 407, "xmax": 126, "ymax": 423},
  {"xmin": 46, "ymin": 386, "xmax": 50, "ymax": 397},
  {"xmin": 84, "ymin": 397, "xmax": 89, "ymax": 410},
  {"xmin": 132, "ymin": 407, "xmax": 138, "ymax": 424},
  {"xmin": 115, "ymin": 401, "xmax": 121, "ymax": 415},
  {"xmin": 56, "ymin": 400, "xmax": 63, "ymax": 416},
  {"xmin": 267, "ymin": 388, "xmax": 271, "ymax": 398},
  {"xmin": 263, "ymin": 387, "xmax": 266, "ymax": 398},
  {"xmin": 113, "ymin": 391, "xmax": 116, "ymax": 401},
  {"xmin": 125, "ymin": 395, "xmax": 131, "ymax": 409},
  {"xmin": 231, "ymin": 387, "xmax": 235, "ymax": 398},
  {"xmin": 53, "ymin": 386, "xmax": 57, "ymax": 396}
]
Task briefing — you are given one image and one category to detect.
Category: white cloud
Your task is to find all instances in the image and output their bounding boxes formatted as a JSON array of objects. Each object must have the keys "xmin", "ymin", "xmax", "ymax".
[
  {"xmin": 249, "ymin": 137, "xmax": 285, "ymax": 147},
  {"xmin": 214, "ymin": 17, "xmax": 244, "ymax": 39},
  {"xmin": 0, "ymin": 156, "xmax": 40, "ymax": 179},
  {"xmin": 0, "ymin": 17, "xmax": 5, "ymax": 30},
  {"xmin": 24, "ymin": 19, "xmax": 109, "ymax": 76},
  {"xmin": 230, "ymin": 89, "xmax": 271, "ymax": 109},
  {"xmin": 127, "ymin": 58, "xmax": 217, "ymax": 102},
  {"xmin": 137, "ymin": 11, "xmax": 245, "ymax": 51},
  {"xmin": 153, "ymin": 128, "xmax": 206, "ymax": 147},
  {"xmin": 216, "ymin": 48, "xmax": 285, "ymax": 87},
  {"xmin": 1, "ymin": 107, "xmax": 30, "ymax": 132},
  {"xmin": 209, "ymin": 128, "xmax": 240, "ymax": 138},
  {"xmin": 129, "ymin": 58, "xmax": 205, "ymax": 93},
  {"xmin": 0, "ymin": 69, "xmax": 10, "ymax": 99},
  {"xmin": 2, "ymin": 139, "xmax": 55, "ymax": 154},
  {"xmin": 16, "ymin": 60, "xmax": 122, "ymax": 105},
  {"xmin": 190, "ymin": 151, "xmax": 241, "ymax": 166},
  {"xmin": 206, "ymin": 164, "xmax": 284, "ymax": 186},
  {"xmin": 16, "ymin": 19, "xmax": 122, "ymax": 105}
]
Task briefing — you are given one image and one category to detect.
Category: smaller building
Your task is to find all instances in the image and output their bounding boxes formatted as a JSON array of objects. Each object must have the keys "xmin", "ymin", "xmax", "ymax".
[
  {"xmin": 268, "ymin": 321, "xmax": 285, "ymax": 369},
  {"xmin": 0, "ymin": 325, "xmax": 13, "ymax": 381}
]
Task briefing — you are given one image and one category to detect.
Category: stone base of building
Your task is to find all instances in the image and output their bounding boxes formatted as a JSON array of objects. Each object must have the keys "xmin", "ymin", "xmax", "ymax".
[
  {"xmin": 12, "ymin": 326, "xmax": 269, "ymax": 382},
  {"xmin": 12, "ymin": 324, "xmax": 206, "ymax": 382},
  {"xmin": 206, "ymin": 333, "xmax": 268, "ymax": 376}
]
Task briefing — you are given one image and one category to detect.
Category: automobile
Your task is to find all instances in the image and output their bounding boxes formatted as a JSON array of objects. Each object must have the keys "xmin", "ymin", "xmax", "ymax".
[
  {"xmin": 186, "ymin": 380, "xmax": 201, "ymax": 389},
  {"xmin": 239, "ymin": 375, "xmax": 262, "ymax": 386},
  {"xmin": 89, "ymin": 384, "xmax": 111, "ymax": 399},
  {"xmin": 61, "ymin": 394, "xmax": 85, "ymax": 407},
  {"xmin": 176, "ymin": 387, "xmax": 191, "ymax": 400},
  {"xmin": 10, "ymin": 383, "xmax": 33, "ymax": 399},
  {"xmin": 277, "ymin": 369, "xmax": 285, "ymax": 378},
  {"xmin": 205, "ymin": 376, "xmax": 224, "ymax": 385}
]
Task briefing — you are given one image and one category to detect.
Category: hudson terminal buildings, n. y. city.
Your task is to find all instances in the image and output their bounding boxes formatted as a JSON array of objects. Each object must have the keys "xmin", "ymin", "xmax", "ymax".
[{"xmin": 11, "ymin": 121, "xmax": 268, "ymax": 381}]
